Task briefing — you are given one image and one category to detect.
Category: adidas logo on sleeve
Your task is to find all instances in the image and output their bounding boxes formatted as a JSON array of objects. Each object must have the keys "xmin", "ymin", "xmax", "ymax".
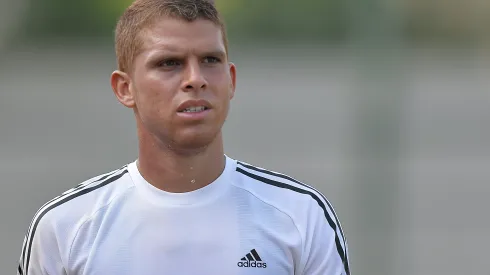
[{"xmin": 237, "ymin": 249, "xmax": 267, "ymax": 268}]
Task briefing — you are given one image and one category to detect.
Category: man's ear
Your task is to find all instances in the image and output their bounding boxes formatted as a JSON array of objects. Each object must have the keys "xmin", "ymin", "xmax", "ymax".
[
  {"xmin": 110, "ymin": 70, "xmax": 135, "ymax": 108},
  {"xmin": 228, "ymin": 62, "xmax": 236, "ymax": 100}
]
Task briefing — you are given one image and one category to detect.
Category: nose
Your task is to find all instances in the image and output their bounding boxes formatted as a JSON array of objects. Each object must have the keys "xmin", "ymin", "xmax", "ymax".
[{"xmin": 182, "ymin": 60, "xmax": 207, "ymax": 92}]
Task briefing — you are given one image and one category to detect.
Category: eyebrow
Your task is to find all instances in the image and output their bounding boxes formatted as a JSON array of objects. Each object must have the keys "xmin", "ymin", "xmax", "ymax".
[
  {"xmin": 200, "ymin": 50, "xmax": 226, "ymax": 59},
  {"xmin": 146, "ymin": 48, "xmax": 227, "ymax": 60}
]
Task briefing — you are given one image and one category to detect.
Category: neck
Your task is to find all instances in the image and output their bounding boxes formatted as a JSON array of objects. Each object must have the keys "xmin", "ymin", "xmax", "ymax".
[{"xmin": 136, "ymin": 131, "xmax": 226, "ymax": 193}]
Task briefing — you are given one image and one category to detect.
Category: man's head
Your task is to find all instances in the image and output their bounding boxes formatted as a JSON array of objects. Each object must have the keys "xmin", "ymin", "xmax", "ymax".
[
  {"xmin": 115, "ymin": 0, "xmax": 227, "ymax": 73},
  {"xmin": 110, "ymin": 0, "xmax": 236, "ymax": 154}
]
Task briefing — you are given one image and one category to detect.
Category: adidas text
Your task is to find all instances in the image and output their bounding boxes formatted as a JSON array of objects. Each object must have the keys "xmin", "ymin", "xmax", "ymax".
[{"xmin": 237, "ymin": 261, "xmax": 267, "ymax": 268}]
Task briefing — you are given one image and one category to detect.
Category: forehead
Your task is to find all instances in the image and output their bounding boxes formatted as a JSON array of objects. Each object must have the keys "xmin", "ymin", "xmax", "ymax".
[{"xmin": 140, "ymin": 18, "xmax": 225, "ymax": 54}]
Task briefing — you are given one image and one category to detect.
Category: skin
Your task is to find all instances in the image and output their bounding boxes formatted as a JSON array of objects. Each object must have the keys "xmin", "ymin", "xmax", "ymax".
[{"xmin": 110, "ymin": 17, "xmax": 236, "ymax": 193}]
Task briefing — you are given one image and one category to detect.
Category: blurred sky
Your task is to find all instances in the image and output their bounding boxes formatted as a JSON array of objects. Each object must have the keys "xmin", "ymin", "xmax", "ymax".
[{"xmin": 1, "ymin": 1, "xmax": 489, "ymax": 275}]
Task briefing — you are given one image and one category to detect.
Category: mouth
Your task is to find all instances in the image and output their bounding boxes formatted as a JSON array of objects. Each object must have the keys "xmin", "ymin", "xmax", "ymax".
[
  {"xmin": 177, "ymin": 99, "xmax": 212, "ymax": 113},
  {"xmin": 178, "ymin": 106, "xmax": 210, "ymax": 113}
]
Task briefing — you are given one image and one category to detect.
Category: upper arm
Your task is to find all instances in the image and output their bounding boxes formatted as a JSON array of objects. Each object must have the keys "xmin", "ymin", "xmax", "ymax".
[
  {"xmin": 18, "ymin": 213, "xmax": 67, "ymax": 275},
  {"xmin": 300, "ymin": 197, "xmax": 350, "ymax": 275}
]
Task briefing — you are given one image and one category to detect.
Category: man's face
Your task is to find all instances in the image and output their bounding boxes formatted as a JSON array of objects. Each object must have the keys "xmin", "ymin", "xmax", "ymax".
[{"xmin": 128, "ymin": 18, "xmax": 236, "ymax": 151}]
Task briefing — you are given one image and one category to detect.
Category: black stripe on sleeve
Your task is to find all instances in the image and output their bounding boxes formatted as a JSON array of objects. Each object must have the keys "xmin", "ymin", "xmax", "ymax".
[
  {"xmin": 236, "ymin": 166, "xmax": 350, "ymax": 274},
  {"xmin": 237, "ymin": 161, "xmax": 347, "ymax": 243},
  {"xmin": 20, "ymin": 166, "xmax": 126, "ymax": 271},
  {"xmin": 24, "ymin": 169, "xmax": 128, "ymax": 275}
]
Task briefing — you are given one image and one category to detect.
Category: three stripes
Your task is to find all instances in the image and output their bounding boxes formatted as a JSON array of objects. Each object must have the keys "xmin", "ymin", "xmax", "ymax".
[
  {"xmin": 236, "ymin": 161, "xmax": 350, "ymax": 275},
  {"xmin": 241, "ymin": 249, "xmax": 262, "ymax": 262}
]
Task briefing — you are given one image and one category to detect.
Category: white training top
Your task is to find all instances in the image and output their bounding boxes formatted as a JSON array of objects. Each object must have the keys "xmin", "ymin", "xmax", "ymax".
[{"xmin": 18, "ymin": 155, "xmax": 350, "ymax": 275}]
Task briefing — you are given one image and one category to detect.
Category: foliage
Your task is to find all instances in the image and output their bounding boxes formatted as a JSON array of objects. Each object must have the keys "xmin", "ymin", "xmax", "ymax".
[{"xmin": 20, "ymin": 0, "xmax": 347, "ymax": 43}]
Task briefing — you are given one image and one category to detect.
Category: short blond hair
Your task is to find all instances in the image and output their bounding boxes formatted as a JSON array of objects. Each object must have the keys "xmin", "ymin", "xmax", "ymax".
[{"xmin": 114, "ymin": 0, "xmax": 228, "ymax": 72}]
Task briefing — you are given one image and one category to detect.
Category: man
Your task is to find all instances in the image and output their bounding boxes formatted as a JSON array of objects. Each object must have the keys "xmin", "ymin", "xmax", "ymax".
[{"xmin": 17, "ymin": 0, "xmax": 350, "ymax": 274}]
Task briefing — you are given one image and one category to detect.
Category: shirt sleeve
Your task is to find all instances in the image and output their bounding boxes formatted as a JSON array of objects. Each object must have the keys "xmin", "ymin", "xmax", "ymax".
[
  {"xmin": 301, "ymin": 198, "xmax": 350, "ymax": 275},
  {"xmin": 18, "ymin": 213, "xmax": 67, "ymax": 275}
]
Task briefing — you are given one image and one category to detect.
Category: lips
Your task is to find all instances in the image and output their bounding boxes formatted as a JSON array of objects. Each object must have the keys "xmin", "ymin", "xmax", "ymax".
[{"xmin": 177, "ymin": 99, "xmax": 212, "ymax": 113}]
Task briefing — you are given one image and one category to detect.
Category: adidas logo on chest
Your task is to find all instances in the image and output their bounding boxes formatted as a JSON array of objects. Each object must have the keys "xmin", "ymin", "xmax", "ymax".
[{"xmin": 237, "ymin": 249, "xmax": 267, "ymax": 268}]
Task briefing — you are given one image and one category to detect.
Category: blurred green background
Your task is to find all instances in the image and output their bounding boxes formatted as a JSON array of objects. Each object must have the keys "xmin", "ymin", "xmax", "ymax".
[
  {"xmin": 3, "ymin": 0, "xmax": 490, "ymax": 47},
  {"xmin": 1, "ymin": 1, "xmax": 489, "ymax": 275}
]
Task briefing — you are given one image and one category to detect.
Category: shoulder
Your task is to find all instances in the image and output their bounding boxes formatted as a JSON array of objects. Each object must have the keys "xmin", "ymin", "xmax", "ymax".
[
  {"xmin": 25, "ymin": 164, "xmax": 134, "ymax": 238},
  {"xmin": 231, "ymin": 158, "xmax": 341, "ymax": 228},
  {"xmin": 231, "ymin": 158, "xmax": 350, "ymax": 273},
  {"xmin": 19, "ymin": 164, "xmax": 134, "ymax": 273}
]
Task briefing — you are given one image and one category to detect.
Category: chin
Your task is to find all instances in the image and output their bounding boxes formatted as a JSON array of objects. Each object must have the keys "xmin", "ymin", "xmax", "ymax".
[{"xmin": 172, "ymin": 128, "xmax": 221, "ymax": 152}]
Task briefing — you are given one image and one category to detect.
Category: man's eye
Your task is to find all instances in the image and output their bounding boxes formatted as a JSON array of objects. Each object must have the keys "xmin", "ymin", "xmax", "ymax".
[
  {"xmin": 203, "ymin": 56, "xmax": 220, "ymax": 64},
  {"xmin": 158, "ymin": 60, "xmax": 180, "ymax": 67}
]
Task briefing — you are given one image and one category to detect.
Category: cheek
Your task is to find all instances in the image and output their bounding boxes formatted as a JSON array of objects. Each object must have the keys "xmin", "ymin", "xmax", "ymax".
[
  {"xmin": 208, "ymin": 72, "xmax": 232, "ymax": 95},
  {"xmin": 134, "ymin": 77, "xmax": 174, "ymax": 116},
  {"xmin": 138, "ymin": 72, "xmax": 171, "ymax": 98}
]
